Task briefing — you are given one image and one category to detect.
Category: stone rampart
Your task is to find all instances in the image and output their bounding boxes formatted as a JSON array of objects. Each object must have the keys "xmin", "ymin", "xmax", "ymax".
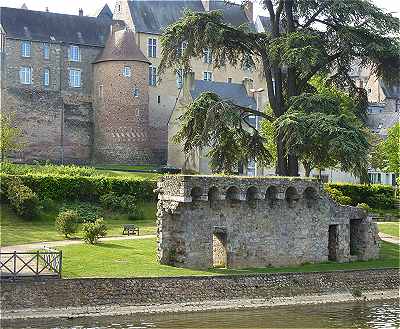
[
  {"xmin": 156, "ymin": 176, "xmax": 380, "ymax": 269},
  {"xmin": 1, "ymin": 269, "xmax": 398, "ymax": 313}
]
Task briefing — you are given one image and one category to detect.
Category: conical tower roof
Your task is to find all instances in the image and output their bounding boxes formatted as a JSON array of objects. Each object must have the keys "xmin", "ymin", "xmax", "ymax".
[{"xmin": 94, "ymin": 28, "xmax": 150, "ymax": 64}]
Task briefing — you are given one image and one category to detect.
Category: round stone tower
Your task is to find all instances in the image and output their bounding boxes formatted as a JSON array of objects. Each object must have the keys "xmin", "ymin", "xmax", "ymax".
[{"xmin": 93, "ymin": 27, "xmax": 152, "ymax": 164}]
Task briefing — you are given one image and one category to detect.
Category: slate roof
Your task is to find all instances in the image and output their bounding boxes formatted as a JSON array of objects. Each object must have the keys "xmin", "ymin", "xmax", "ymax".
[
  {"xmin": 94, "ymin": 4, "xmax": 113, "ymax": 21},
  {"xmin": 258, "ymin": 15, "xmax": 271, "ymax": 32},
  {"xmin": 94, "ymin": 29, "xmax": 150, "ymax": 64},
  {"xmin": 190, "ymin": 80, "xmax": 256, "ymax": 110},
  {"xmin": 128, "ymin": 0, "xmax": 252, "ymax": 35},
  {"xmin": 0, "ymin": 7, "xmax": 111, "ymax": 46},
  {"xmin": 380, "ymin": 80, "xmax": 400, "ymax": 99}
]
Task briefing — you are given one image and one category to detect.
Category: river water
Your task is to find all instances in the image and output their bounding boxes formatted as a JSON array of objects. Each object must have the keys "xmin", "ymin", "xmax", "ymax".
[{"xmin": 3, "ymin": 299, "xmax": 399, "ymax": 329}]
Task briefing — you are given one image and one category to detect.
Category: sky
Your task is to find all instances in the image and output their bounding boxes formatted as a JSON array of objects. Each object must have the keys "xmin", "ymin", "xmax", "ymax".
[{"xmin": 0, "ymin": 0, "xmax": 398, "ymax": 18}]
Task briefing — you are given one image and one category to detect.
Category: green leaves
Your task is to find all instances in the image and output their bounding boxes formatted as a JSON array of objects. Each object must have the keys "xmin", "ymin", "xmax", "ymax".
[
  {"xmin": 275, "ymin": 87, "xmax": 371, "ymax": 178},
  {"xmin": 173, "ymin": 92, "xmax": 272, "ymax": 174}
]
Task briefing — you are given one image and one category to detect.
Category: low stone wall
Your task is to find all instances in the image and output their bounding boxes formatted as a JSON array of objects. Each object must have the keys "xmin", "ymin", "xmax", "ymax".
[{"xmin": 1, "ymin": 269, "xmax": 398, "ymax": 313}]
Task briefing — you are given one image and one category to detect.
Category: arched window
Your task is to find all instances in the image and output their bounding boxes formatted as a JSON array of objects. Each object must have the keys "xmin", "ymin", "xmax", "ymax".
[
  {"xmin": 246, "ymin": 186, "xmax": 259, "ymax": 201},
  {"xmin": 265, "ymin": 186, "xmax": 278, "ymax": 207},
  {"xmin": 303, "ymin": 187, "xmax": 318, "ymax": 208},
  {"xmin": 208, "ymin": 186, "xmax": 219, "ymax": 208},
  {"xmin": 285, "ymin": 186, "xmax": 299, "ymax": 207},
  {"xmin": 226, "ymin": 186, "xmax": 240, "ymax": 201},
  {"xmin": 190, "ymin": 187, "xmax": 203, "ymax": 201}
]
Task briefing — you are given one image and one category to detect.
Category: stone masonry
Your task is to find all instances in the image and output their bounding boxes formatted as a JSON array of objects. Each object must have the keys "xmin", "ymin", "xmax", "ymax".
[{"xmin": 156, "ymin": 175, "xmax": 380, "ymax": 269}]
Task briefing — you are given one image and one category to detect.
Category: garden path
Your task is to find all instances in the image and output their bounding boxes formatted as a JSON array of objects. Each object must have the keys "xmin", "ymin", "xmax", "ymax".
[
  {"xmin": 0, "ymin": 235, "xmax": 156, "ymax": 253},
  {"xmin": 378, "ymin": 233, "xmax": 399, "ymax": 245}
]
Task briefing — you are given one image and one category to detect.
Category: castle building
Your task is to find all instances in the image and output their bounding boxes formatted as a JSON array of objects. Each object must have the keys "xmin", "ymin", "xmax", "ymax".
[
  {"xmin": 0, "ymin": 0, "xmax": 265, "ymax": 165},
  {"xmin": 0, "ymin": 1, "xmax": 397, "ymax": 185}
]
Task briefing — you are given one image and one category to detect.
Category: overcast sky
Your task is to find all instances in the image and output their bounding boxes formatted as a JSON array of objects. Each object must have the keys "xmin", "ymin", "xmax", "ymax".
[{"xmin": 0, "ymin": 0, "xmax": 398, "ymax": 19}]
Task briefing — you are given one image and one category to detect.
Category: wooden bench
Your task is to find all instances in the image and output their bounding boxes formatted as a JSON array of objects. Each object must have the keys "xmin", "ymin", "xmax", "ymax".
[{"xmin": 122, "ymin": 224, "xmax": 139, "ymax": 236}]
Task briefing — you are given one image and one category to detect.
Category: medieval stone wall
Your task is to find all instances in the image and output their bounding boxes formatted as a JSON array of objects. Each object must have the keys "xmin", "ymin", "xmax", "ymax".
[
  {"xmin": 156, "ymin": 176, "xmax": 380, "ymax": 269},
  {"xmin": 1, "ymin": 38, "xmax": 100, "ymax": 163}
]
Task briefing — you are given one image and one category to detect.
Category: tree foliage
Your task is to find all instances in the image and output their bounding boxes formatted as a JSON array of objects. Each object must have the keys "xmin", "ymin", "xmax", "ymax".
[
  {"xmin": 160, "ymin": 0, "xmax": 399, "ymax": 176},
  {"xmin": 173, "ymin": 92, "xmax": 273, "ymax": 173},
  {"xmin": 370, "ymin": 123, "xmax": 400, "ymax": 174},
  {"xmin": 0, "ymin": 112, "xmax": 24, "ymax": 162}
]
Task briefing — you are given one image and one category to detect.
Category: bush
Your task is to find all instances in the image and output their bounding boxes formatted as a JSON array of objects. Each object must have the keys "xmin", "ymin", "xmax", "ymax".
[
  {"xmin": 60, "ymin": 203, "xmax": 103, "ymax": 223},
  {"xmin": 1, "ymin": 163, "xmax": 98, "ymax": 177},
  {"xmin": 357, "ymin": 203, "xmax": 371, "ymax": 212},
  {"xmin": 82, "ymin": 218, "xmax": 107, "ymax": 244},
  {"xmin": 55, "ymin": 210, "xmax": 80, "ymax": 238},
  {"xmin": 6, "ymin": 178, "xmax": 40, "ymax": 219},
  {"xmin": 324, "ymin": 186, "xmax": 352, "ymax": 205},
  {"xmin": 100, "ymin": 192, "xmax": 142, "ymax": 218},
  {"xmin": 0, "ymin": 172, "xmax": 156, "ymax": 202},
  {"xmin": 325, "ymin": 183, "xmax": 395, "ymax": 209}
]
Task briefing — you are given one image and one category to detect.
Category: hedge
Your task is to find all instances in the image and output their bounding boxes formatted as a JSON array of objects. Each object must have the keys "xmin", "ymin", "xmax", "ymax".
[
  {"xmin": 325, "ymin": 183, "xmax": 395, "ymax": 209},
  {"xmin": 0, "ymin": 173, "xmax": 157, "ymax": 202}
]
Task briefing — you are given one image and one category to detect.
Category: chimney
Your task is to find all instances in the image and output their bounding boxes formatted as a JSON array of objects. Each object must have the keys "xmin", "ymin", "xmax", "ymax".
[
  {"xmin": 21, "ymin": 3, "xmax": 28, "ymax": 10},
  {"xmin": 244, "ymin": 1, "xmax": 254, "ymax": 23},
  {"xmin": 45, "ymin": 7, "xmax": 49, "ymax": 12},
  {"xmin": 79, "ymin": 8, "xmax": 83, "ymax": 16},
  {"xmin": 242, "ymin": 78, "xmax": 254, "ymax": 97},
  {"xmin": 202, "ymin": 0, "xmax": 210, "ymax": 12}
]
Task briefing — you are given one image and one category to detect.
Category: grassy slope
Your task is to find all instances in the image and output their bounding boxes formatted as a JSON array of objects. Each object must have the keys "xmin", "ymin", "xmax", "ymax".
[
  {"xmin": 58, "ymin": 239, "xmax": 399, "ymax": 278},
  {"xmin": 377, "ymin": 222, "xmax": 400, "ymax": 237},
  {"xmin": 0, "ymin": 202, "xmax": 157, "ymax": 246}
]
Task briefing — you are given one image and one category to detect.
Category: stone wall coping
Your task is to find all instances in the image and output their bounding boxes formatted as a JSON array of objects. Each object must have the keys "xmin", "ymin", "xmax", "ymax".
[{"xmin": 2, "ymin": 268, "xmax": 397, "ymax": 284}]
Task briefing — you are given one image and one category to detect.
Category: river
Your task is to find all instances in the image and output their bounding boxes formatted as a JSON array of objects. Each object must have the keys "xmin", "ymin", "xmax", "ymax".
[{"xmin": 3, "ymin": 299, "xmax": 399, "ymax": 329}]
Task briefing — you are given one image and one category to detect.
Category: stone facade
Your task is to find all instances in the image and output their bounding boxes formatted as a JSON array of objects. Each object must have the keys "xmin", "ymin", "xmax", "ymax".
[{"xmin": 156, "ymin": 176, "xmax": 380, "ymax": 269}]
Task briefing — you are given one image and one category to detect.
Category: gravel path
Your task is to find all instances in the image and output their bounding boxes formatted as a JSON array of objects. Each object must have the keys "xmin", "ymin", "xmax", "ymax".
[
  {"xmin": 379, "ymin": 232, "xmax": 399, "ymax": 245},
  {"xmin": 0, "ymin": 234, "xmax": 156, "ymax": 253}
]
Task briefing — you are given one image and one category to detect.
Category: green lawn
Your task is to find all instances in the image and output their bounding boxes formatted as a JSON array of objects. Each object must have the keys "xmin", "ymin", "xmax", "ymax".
[
  {"xmin": 378, "ymin": 222, "xmax": 400, "ymax": 237},
  {"xmin": 94, "ymin": 164, "xmax": 161, "ymax": 179},
  {"xmin": 0, "ymin": 202, "xmax": 157, "ymax": 246},
  {"xmin": 58, "ymin": 239, "xmax": 399, "ymax": 278}
]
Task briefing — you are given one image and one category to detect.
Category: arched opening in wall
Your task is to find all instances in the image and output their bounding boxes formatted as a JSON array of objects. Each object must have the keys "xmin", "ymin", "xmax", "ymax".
[
  {"xmin": 190, "ymin": 187, "xmax": 203, "ymax": 201},
  {"xmin": 213, "ymin": 227, "xmax": 227, "ymax": 268},
  {"xmin": 246, "ymin": 186, "xmax": 259, "ymax": 209},
  {"xmin": 285, "ymin": 186, "xmax": 299, "ymax": 207},
  {"xmin": 265, "ymin": 186, "xmax": 278, "ymax": 207},
  {"xmin": 208, "ymin": 186, "xmax": 219, "ymax": 208},
  {"xmin": 350, "ymin": 219, "xmax": 362, "ymax": 257},
  {"xmin": 303, "ymin": 187, "xmax": 318, "ymax": 208},
  {"xmin": 226, "ymin": 186, "xmax": 240, "ymax": 200}
]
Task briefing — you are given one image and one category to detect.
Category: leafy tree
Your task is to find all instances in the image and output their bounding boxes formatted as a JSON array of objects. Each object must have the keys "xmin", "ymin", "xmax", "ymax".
[
  {"xmin": 275, "ymin": 91, "xmax": 371, "ymax": 178},
  {"xmin": 0, "ymin": 112, "xmax": 24, "ymax": 162},
  {"xmin": 371, "ymin": 123, "xmax": 400, "ymax": 174},
  {"xmin": 159, "ymin": 0, "xmax": 399, "ymax": 176}
]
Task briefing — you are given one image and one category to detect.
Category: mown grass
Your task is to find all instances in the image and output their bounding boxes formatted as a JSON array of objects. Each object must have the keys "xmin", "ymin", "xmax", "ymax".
[
  {"xmin": 58, "ymin": 239, "xmax": 399, "ymax": 278},
  {"xmin": 0, "ymin": 202, "xmax": 157, "ymax": 246},
  {"xmin": 377, "ymin": 222, "xmax": 400, "ymax": 237}
]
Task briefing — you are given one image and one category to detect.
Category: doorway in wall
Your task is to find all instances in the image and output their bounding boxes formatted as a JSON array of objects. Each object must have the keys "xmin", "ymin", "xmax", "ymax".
[
  {"xmin": 350, "ymin": 219, "xmax": 362, "ymax": 256},
  {"xmin": 213, "ymin": 228, "xmax": 227, "ymax": 268},
  {"xmin": 328, "ymin": 225, "xmax": 338, "ymax": 261}
]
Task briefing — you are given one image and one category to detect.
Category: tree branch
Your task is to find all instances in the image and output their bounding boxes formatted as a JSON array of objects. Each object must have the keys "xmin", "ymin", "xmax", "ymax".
[{"xmin": 302, "ymin": 2, "xmax": 330, "ymax": 29}]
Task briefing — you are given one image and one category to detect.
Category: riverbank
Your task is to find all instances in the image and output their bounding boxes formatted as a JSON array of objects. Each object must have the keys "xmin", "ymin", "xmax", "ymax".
[
  {"xmin": 2, "ymin": 290, "xmax": 398, "ymax": 321},
  {"xmin": 2, "ymin": 268, "xmax": 398, "ymax": 320}
]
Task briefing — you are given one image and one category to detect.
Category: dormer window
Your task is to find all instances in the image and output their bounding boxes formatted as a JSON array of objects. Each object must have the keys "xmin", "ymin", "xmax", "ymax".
[
  {"xmin": 123, "ymin": 66, "xmax": 131, "ymax": 77},
  {"xmin": 21, "ymin": 41, "xmax": 31, "ymax": 57},
  {"xmin": 69, "ymin": 45, "xmax": 80, "ymax": 62}
]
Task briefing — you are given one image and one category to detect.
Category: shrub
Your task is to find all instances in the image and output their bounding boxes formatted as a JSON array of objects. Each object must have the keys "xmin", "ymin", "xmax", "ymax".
[
  {"xmin": 82, "ymin": 218, "xmax": 107, "ymax": 244},
  {"xmin": 6, "ymin": 178, "xmax": 40, "ymax": 219},
  {"xmin": 55, "ymin": 210, "xmax": 80, "ymax": 238},
  {"xmin": 325, "ymin": 183, "xmax": 395, "ymax": 209},
  {"xmin": 0, "ymin": 173, "xmax": 156, "ymax": 202},
  {"xmin": 100, "ymin": 192, "xmax": 142, "ymax": 218},
  {"xmin": 357, "ymin": 203, "xmax": 371, "ymax": 212},
  {"xmin": 60, "ymin": 203, "xmax": 103, "ymax": 223},
  {"xmin": 324, "ymin": 186, "xmax": 352, "ymax": 205}
]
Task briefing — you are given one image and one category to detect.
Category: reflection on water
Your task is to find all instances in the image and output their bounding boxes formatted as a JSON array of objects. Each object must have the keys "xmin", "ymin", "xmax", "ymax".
[{"xmin": 3, "ymin": 299, "xmax": 399, "ymax": 329}]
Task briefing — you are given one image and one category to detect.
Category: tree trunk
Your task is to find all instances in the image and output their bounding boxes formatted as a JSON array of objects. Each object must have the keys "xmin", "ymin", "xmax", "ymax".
[
  {"xmin": 303, "ymin": 162, "xmax": 312, "ymax": 177},
  {"xmin": 276, "ymin": 132, "xmax": 288, "ymax": 176}
]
